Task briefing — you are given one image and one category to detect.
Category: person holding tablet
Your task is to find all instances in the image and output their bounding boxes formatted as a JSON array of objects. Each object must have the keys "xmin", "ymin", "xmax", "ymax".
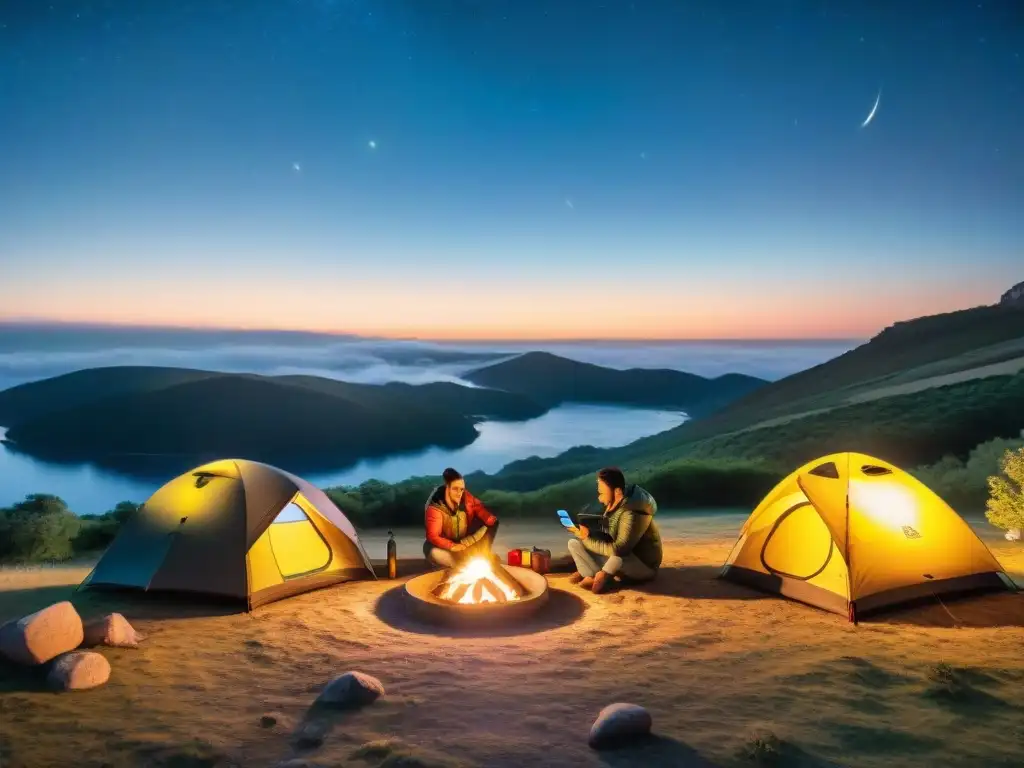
[{"xmin": 566, "ymin": 466, "xmax": 662, "ymax": 593}]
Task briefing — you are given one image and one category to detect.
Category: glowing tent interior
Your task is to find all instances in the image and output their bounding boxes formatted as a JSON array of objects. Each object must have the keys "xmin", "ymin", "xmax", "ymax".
[
  {"xmin": 719, "ymin": 452, "xmax": 1015, "ymax": 620},
  {"xmin": 80, "ymin": 459, "xmax": 376, "ymax": 609}
]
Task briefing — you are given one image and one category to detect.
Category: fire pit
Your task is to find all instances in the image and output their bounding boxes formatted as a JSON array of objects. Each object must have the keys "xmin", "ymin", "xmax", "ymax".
[{"xmin": 404, "ymin": 556, "xmax": 549, "ymax": 626}]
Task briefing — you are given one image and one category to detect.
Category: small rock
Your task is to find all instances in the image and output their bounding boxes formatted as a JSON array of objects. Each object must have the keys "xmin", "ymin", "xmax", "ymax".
[
  {"xmin": 589, "ymin": 702, "xmax": 653, "ymax": 749},
  {"xmin": 260, "ymin": 715, "xmax": 277, "ymax": 728},
  {"xmin": 82, "ymin": 613, "xmax": 144, "ymax": 648},
  {"xmin": 47, "ymin": 650, "xmax": 111, "ymax": 691},
  {"xmin": 0, "ymin": 601, "xmax": 85, "ymax": 666},
  {"xmin": 315, "ymin": 671, "xmax": 385, "ymax": 708}
]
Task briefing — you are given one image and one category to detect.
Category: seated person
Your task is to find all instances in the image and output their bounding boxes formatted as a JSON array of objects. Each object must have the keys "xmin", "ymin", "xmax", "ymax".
[
  {"xmin": 567, "ymin": 466, "xmax": 663, "ymax": 594},
  {"xmin": 423, "ymin": 467, "xmax": 500, "ymax": 569}
]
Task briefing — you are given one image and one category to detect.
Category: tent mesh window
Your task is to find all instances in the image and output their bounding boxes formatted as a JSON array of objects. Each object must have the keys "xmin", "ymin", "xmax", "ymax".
[{"xmin": 860, "ymin": 465, "xmax": 893, "ymax": 476}]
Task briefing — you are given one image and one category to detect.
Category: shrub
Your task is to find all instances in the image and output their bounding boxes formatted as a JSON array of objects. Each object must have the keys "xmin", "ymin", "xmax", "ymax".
[
  {"xmin": 0, "ymin": 494, "xmax": 82, "ymax": 563},
  {"xmin": 986, "ymin": 445, "xmax": 1024, "ymax": 534}
]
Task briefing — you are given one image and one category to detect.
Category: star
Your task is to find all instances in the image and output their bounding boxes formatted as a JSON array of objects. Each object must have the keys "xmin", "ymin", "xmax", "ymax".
[
  {"xmin": 640, "ymin": 151, "xmax": 647, "ymax": 160},
  {"xmin": 368, "ymin": 140, "xmax": 377, "ymax": 150},
  {"xmin": 291, "ymin": 162, "xmax": 301, "ymax": 172}
]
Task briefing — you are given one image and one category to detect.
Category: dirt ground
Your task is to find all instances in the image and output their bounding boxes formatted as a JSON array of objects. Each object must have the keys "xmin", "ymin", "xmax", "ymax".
[{"xmin": 1, "ymin": 538, "xmax": 1023, "ymax": 768}]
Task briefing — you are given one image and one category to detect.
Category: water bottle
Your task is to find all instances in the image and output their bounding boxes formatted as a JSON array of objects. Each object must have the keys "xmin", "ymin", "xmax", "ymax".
[{"xmin": 386, "ymin": 529, "xmax": 397, "ymax": 579}]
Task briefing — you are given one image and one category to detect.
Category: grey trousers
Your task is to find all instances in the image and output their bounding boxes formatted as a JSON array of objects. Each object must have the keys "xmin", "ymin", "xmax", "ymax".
[
  {"xmin": 567, "ymin": 538, "xmax": 656, "ymax": 582},
  {"xmin": 423, "ymin": 521, "xmax": 499, "ymax": 569}
]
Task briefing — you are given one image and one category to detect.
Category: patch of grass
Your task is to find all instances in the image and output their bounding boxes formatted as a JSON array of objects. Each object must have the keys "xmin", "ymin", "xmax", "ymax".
[
  {"xmin": 836, "ymin": 655, "xmax": 908, "ymax": 689},
  {"xmin": 826, "ymin": 721, "xmax": 941, "ymax": 753},
  {"xmin": 379, "ymin": 755, "xmax": 449, "ymax": 768},
  {"xmin": 351, "ymin": 738, "xmax": 396, "ymax": 760},
  {"xmin": 924, "ymin": 662, "xmax": 1007, "ymax": 709},
  {"xmin": 349, "ymin": 738, "xmax": 458, "ymax": 768},
  {"xmin": 739, "ymin": 729, "xmax": 784, "ymax": 765},
  {"xmin": 116, "ymin": 738, "xmax": 226, "ymax": 768}
]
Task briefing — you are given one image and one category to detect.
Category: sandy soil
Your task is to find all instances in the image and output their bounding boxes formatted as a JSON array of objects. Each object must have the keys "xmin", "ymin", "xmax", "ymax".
[{"xmin": 1, "ymin": 538, "xmax": 1023, "ymax": 768}]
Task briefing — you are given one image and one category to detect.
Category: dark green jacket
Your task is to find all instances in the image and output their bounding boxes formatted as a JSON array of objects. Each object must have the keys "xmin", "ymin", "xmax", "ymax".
[{"xmin": 582, "ymin": 484, "xmax": 663, "ymax": 571}]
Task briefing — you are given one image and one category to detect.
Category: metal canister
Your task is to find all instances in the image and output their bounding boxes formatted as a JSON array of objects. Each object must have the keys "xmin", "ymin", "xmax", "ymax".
[
  {"xmin": 386, "ymin": 530, "xmax": 397, "ymax": 579},
  {"xmin": 507, "ymin": 548, "xmax": 522, "ymax": 567},
  {"xmin": 530, "ymin": 548, "xmax": 551, "ymax": 575}
]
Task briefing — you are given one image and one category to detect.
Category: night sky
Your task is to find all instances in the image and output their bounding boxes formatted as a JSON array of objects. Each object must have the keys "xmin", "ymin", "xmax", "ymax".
[{"xmin": 1, "ymin": 1, "xmax": 1021, "ymax": 339}]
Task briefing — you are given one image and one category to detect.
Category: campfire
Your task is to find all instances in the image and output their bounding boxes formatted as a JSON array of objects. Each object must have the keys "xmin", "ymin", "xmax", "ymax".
[{"xmin": 430, "ymin": 557, "xmax": 528, "ymax": 605}]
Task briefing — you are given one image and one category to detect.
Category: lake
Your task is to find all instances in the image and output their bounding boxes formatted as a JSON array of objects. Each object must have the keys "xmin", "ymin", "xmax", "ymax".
[
  {"xmin": 0, "ymin": 404, "xmax": 686, "ymax": 515},
  {"xmin": 0, "ymin": 330, "xmax": 860, "ymax": 515}
]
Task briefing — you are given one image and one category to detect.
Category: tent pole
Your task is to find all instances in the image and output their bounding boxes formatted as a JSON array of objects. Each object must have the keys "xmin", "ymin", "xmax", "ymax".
[{"xmin": 845, "ymin": 453, "xmax": 857, "ymax": 625}]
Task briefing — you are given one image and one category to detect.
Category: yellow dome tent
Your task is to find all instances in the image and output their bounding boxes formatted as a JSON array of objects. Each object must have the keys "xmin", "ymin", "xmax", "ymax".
[
  {"xmin": 80, "ymin": 459, "xmax": 376, "ymax": 609},
  {"xmin": 719, "ymin": 452, "xmax": 1015, "ymax": 621}
]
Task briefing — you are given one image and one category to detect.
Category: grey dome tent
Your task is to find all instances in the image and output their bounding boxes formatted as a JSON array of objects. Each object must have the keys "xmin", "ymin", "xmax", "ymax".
[{"xmin": 80, "ymin": 459, "xmax": 376, "ymax": 609}]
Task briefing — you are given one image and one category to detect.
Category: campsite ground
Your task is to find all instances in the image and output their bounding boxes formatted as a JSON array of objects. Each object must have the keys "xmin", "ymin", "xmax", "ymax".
[{"xmin": 1, "ymin": 535, "xmax": 1023, "ymax": 768}]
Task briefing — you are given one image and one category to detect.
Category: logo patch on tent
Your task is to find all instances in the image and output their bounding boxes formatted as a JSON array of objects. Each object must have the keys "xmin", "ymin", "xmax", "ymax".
[{"xmin": 902, "ymin": 525, "xmax": 921, "ymax": 539}]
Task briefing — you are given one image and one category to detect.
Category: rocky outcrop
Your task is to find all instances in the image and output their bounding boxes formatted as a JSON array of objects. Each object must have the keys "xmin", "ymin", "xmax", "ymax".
[{"xmin": 1000, "ymin": 281, "xmax": 1024, "ymax": 307}]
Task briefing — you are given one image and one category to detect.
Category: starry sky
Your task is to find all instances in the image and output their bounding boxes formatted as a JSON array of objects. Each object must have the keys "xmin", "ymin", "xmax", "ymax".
[{"xmin": 0, "ymin": 0, "xmax": 1021, "ymax": 340}]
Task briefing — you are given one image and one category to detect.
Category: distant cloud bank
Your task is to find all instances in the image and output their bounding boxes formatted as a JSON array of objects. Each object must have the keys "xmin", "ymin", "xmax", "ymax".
[{"xmin": 0, "ymin": 325, "xmax": 860, "ymax": 392}]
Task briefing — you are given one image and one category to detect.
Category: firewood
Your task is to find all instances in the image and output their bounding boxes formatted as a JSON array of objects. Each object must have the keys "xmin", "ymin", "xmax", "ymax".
[
  {"xmin": 449, "ymin": 583, "xmax": 470, "ymax": 603},
  {"xmin": 471, "ymin": 581, "xmax": 485, "ymax": 603},
  {"xmin": 481, "ymin": 579, "xmax": 505, "ymax": 603},
  {"xmin": 493, "ymin": 565, "xmax": 528, "ymax": 597}
]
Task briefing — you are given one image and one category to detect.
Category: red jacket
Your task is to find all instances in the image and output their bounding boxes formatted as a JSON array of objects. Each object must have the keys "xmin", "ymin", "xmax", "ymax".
[{"xmin": 424, "ymin": 486, "xmax": 497, "ymax": 550}]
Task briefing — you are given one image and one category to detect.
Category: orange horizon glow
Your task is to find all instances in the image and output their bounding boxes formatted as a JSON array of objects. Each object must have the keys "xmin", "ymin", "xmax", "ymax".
[
  {"xmin": 0, "ymin": 271, "xmax": 1002, "ymax": 341},
  {"xmin": 0, "ymin": 301, "xmax": 993, "ymax": 342}
]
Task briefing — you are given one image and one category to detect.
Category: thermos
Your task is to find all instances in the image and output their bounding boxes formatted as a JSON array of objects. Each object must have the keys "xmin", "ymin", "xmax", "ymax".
[{"xmin": 386, "ymin": 529, "xmax": 397, "ymax": 579}]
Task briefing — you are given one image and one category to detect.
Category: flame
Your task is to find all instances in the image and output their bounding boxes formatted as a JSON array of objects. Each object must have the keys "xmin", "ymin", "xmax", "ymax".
[{"xmin": 439, "ymin": 557, "xmax": 521, "ymax": 604}]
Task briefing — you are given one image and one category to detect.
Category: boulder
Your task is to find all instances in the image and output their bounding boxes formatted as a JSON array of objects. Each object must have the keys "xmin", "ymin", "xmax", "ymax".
[
  {"xmin": 314, "ymin": 671, "xmax": 385, "ymax": 708},
  {"xmin": 589, "ymin": 702, "xmax": 653, "ymax": 749},
  {"xmin": 0, "ymin": 601, "xmax": 84, "ymax": 666},
  {"xmin": 47, "ymin": 650, "xmax": 111, "ymax": 691},
  {"xmin": 82, "ymin": 613, "xmax": 144, "ymax": 648}
]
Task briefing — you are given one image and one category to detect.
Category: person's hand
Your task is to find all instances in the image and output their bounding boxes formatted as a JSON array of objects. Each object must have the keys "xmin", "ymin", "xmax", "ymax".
[
  {"xmin": 450, "ymin": 542, "xmax": 466, "ymax": 553},
  {"xmin": 572, "ymin": 524, "xmax": 589, "ymax": 539}
]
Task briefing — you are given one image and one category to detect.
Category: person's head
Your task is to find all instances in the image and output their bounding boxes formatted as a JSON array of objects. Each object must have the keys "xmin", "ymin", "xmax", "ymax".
[
  {"xmin": 442, "ymin": 467, "xmax": 465, "ymax": 507},
  {"xmin": 596, "ymin": 466, "xmax": 626, "ymax": 507}
]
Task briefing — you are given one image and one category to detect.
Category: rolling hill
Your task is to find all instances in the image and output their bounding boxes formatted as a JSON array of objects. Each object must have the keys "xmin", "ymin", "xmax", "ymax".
[
  {"xmin": 0, "ymin": 367, "xmax": 555, "ymax": 473},
  {"xmin": 0, "ymin": 366, "xmax": 547, "ymax": 430},
  {"xmin": 466, "ymin": 301, "xmax": 1024, "ymax": 492},
  {"xmin": 0, "ymin": 351, "xmax": 766, "ymax": 474},
  {"xmin": 0, "ymin": 366, "xmax": 219, "ymax": 426},
  {"xmin": 464, "ymin": 351, "xmax": 766, "ymax": 413},
  {"xmin": 0, "ymin": 373, "xmax": 490, "ymax": 470}
]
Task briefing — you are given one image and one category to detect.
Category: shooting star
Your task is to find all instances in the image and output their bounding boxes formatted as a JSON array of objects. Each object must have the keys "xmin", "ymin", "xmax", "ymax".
[
  {"xmin": 291, "ymin": 162, "xmax": 301, "ymax": 172},
  {"xmin": 861, "ymin": 90, "xmax": 881, "ymax": 129},
  {"xmin": 565, "ymin": 198, "xmax": 574, "ymax": 209}
]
